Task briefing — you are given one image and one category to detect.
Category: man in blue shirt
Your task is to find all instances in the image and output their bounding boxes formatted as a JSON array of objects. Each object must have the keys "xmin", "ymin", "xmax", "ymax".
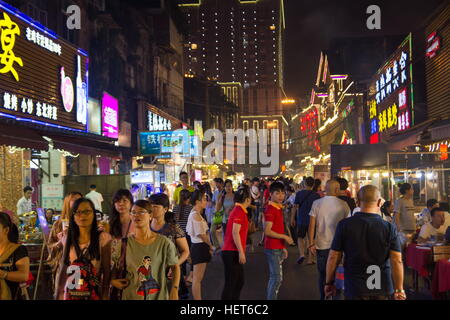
[
  {"xmin": 325, "ymin": 185, "xmax": 406, "ymax": 300},
  {"xmin": 291, "ymin": 177, "xmax": 321, "ymax": 265}
]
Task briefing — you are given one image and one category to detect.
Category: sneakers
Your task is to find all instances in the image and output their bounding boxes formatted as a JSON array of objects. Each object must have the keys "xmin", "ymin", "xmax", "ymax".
[{"xmin": 297, "ymin": 256, "xmax": 305, "ymax": 265}]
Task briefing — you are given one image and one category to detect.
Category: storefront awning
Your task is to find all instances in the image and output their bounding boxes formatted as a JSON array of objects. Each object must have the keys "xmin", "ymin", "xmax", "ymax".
[
  {"xmin": 0, "ymin": 124, "xmax": 49, "ymax": 151},
  {"xmin": 331, "ymin": 144, "xmax": 388, "ymax": 176},
  {"xmin": 45, "ymin": 134, "xmax": 122, "ymax": 158}
]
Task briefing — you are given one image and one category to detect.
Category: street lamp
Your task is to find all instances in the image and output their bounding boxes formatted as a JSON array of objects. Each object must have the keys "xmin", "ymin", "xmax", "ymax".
[{"xmin": 281, "ymin": 99, "xmax": 296, "ymax": 104}]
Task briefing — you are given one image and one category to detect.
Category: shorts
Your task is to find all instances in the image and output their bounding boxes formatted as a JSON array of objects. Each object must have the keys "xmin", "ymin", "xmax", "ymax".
[
  {"xmin": 191, "ymin": 243, "xmax": 212, "ymax": 265},
  {"xmin": 297, "ymin": 224, "xmax": 309, "ymax": 238}
]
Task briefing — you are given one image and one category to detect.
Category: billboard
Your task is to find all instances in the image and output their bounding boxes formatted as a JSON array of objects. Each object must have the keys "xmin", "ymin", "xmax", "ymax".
[
  {"xmin": 139, "ymin": 130, "xmax": 197, "ymax": 157},
  {"xmin": 102, "ymin": 92, "xmax": 119, "ymax": 139},
  {"xmin": 367, "ymin": 34, "xmax": 413, "ymax": 144},
  {"xmin": 0, "ymin": 2, "xmax": 89, "ymax": 132}
]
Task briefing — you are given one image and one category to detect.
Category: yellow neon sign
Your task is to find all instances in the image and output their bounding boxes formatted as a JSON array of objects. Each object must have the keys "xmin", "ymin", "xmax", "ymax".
[{"xmin": 0, "ymin": 12, "xmax": 23, "ymax": 81}]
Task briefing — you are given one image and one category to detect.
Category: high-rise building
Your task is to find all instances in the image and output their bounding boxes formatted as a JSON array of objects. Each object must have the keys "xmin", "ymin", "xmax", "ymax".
[{"xmin": 179, "ymin": 0, "xmax": 285, "ymax": 115}]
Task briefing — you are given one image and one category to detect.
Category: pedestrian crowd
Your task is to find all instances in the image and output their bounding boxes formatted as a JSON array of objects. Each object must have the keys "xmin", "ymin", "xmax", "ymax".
[{"xmin": 1, "ymin": 173, "xmax": 449, "ymax": 301}]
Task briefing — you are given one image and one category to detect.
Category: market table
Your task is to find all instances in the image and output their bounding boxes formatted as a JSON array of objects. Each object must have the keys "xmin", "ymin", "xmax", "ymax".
[
  {"xmin": 406, "ymin": 243, "xmax": 432, "ymax": 277},
  {"xmin": 405, "ymin": 243, "xmax": 433, "ymax": 292},
  {"xmin": 431, "ymin": 259, "xmax": 450, "ymax": 300}
]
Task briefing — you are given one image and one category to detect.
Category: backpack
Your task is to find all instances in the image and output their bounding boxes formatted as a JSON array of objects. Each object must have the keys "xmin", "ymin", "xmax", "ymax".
[{"xmin": 64, "ymin": 247, "xmax": 101, "ymax": 300}]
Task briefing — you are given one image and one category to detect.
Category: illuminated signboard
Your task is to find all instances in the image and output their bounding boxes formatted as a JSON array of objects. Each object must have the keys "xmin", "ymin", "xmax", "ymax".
[
  {"xmin": 102, "ymin": 92, "xmax": 119, "ymax": 139},
  {"xmin": 139, "ymin": 130, "xmax": 195, "ymax": 156},
  {"xmin": 368, "ymin": 34, "xmax": 413, "ymax": 144},
  {"xmin": 148, "ymin": 111, "xmax": 172, "ymax": 131},
  {"xmin": 0, "ymin": 2, "xmax": 89, "ymax": 132},
  {"xmin": 426, "ymin": 32, "xmax": 440, "ymax": 59},
  {"xmin": 300, "ymin": 107, "xmax": 320, "ymax": 152}
]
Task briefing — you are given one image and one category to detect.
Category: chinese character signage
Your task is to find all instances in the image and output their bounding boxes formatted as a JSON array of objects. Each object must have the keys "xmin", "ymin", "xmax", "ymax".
[
  {"xmin": 102, "ymin": 92, "xmax": 119, "ymax": 139},
  {"xmin": 0, "ymin": 3, "xmax": 89, "ymax": 132},
  {"xmin": 300, "ymin": 107, "xmax": 320, "ymax": 152},
  {"xmin": 148, "ymin": 111, "xmax": 172, "ymax": 131},
  {"xmin": 426, "ymin": 31, "xmax": 440, "ymax": 59},
  {"xmin": 139, "ymin": 130, "xmax": 195, "ymax": 157},
  {"xmin": 368, "ymin": 34, "xmax": 413, "ymax": 143}
]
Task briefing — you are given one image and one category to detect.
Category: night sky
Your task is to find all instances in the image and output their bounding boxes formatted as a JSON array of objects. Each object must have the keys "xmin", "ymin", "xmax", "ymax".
[{"xmin": 284, "ymin": 0, "xmax": 446, "ymax": 99}]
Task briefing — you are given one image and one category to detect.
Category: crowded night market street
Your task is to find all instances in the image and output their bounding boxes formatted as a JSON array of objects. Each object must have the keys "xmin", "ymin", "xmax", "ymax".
[{"xmin": 0, "ymin": 0, "xmax": 449, "ymax": 311}]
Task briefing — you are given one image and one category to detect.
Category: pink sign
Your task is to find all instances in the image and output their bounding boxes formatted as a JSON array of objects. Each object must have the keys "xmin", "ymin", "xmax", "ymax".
[{"xmin": 102, "ymin": 92, "xmax": 119, "ymax": 138}]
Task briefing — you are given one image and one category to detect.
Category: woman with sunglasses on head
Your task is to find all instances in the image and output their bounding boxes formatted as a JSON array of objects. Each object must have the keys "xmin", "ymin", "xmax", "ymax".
[
  {"xmin": 54, "ymin": 198, "xmax": 112, "ymax": 300},
  {"xmin": 110, "ymin": 200, "xmax": 180, "ymax": 300},
  {"xmin": 186, "ymin": 189, "xmax": 213, "ymax": 300},
  {"xmin": 0, "ymin": 212, "xmax": 30, "ymax": 300},
  {"xmin": 47, "ymin": 191, "xmax": 82, "ymax": 294},
  {"xmin": 221, "ymin": 186, "xmax": 252, "ymax": 300}
]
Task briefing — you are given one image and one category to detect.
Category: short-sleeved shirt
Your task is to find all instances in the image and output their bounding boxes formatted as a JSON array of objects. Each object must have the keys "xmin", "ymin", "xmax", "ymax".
[
  {"xmin": 173, "ymin": 205, "xmax": 193, "ymax": 233},
  {"xmin": 172, "ymin": 186, "xmax": 195, "ymax": 205},
  {"xmin": 331, "ymin": 212, "xmax": 401, "ymax": 298},
  {"xmin": 186, "ymin": 209, "xmax": 209, "ymax": 244},
  {"xmin": 418, "ymin": 222, "xmax": 442, "ymax": 240},
  {"xmin": 223, "ymin": 204, "xmax": 249, "ymax": 252},
  {"xmin": 122, "ymin": 235, "xmax": 178, "ymax": 300},
  {"xmin": 294, "ymin": 190, "xmax": 321, "ymax": 226},
  {"xmin": 264, "ymin": 202, "xmax": 285, "ymax": 250},
  {"xmin": 151, "ymin": 222, "xmax": 185, "ymax": 247},
  {"xmin": 85, "ymin": 191, "xmax": 104, "ymax": 212},
  {"xmin": 16, "ymin": 197, "xmax": 32, "ymax": 216},
  {"xmin": 394, "ymin": 197, "xmax": 416, "ymax": 231},
  {"xmin": 0, "ymin": 245, "xmax": 28, "ymax": 300},
  {"xmin": 309, "ymin": 196, "xmax": 350, "ymax": 250}
]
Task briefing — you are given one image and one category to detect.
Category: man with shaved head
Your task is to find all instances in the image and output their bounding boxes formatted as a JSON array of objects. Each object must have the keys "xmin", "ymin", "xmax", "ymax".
[
  {"xmin": 325, "ymin": 185, "xmax": 405, "ymax": 300},
  {"xmin": 308, "ymin": 179, "xmax": 350, "ymax": 300}
]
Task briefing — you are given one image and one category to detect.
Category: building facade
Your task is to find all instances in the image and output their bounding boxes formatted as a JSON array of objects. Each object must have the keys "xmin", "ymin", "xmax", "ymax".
[{"xmin": 179, "ymin": 0, "xmax": 285, "ymax": 115}]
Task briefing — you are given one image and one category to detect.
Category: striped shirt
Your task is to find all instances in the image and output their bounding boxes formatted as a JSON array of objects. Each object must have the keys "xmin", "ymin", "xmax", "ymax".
[{"xmin": 173, "ymin": 204, "xmax": 193, "ymax": 233}]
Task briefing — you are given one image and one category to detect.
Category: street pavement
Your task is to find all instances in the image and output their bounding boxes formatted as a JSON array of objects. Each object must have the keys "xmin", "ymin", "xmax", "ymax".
[{"xmin": 200, "ymin": 231, "xmax": 432, "ymax": 300}]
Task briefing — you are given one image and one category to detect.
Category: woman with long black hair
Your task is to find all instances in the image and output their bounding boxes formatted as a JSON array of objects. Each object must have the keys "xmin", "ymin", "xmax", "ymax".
[
  {"xmin": 186, "ymin": 190, "xmax": 213, "ymax": 300},
  {"xmin": 109, "ymin": 189, "xmax": 135, "ymax": 239},
  {"xmin": 54, "ymin": 198, "xmax": 111, "ymax": 300},
  {"xmin": 0, "ymin": 212, "xmax": 30, "ymax": 300}
]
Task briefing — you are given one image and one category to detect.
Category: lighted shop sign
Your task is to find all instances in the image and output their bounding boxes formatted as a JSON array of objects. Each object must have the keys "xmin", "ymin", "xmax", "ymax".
[
  {"xmin": 0, "ymin": 12, "xmax": 23, "ymax": 81},
  {"xmin": 368, "ymin": 35, "xmax": 413, "ymax": 143},
  {"xmin": 148, "ymin": 111, "xmax": 172, "ymax": 131},
  {"xmin": 2, "ymin": 91, "xmax": 57, "ymax": 120},
  {"xmin": 102, "ymin": 92, "xmax": 119, "ymax": 139},
  {"xmin": 139, "ymin": 130, "xmax": 195, "ymax": 156},
  {"xmin": 426, "ymin": 32, "xmax": 440, "ymax": 59},
  {"xmin": 375, "ymin": 51, "xmax": 408, "ymax": 104},
  {"xmin": 60, "ymin": 67, "xmax": 74, "ymax": 112},
  {"xmin": 25, "ymin": 27, "xmax": 61, "ymax": 55},
  {"xmin": 0, "ymin": 3, "xmax": 90, "ymax": 132},
  {"xmin": 300, "ymin": 108, "xmax": 320, "ymax": 152}
]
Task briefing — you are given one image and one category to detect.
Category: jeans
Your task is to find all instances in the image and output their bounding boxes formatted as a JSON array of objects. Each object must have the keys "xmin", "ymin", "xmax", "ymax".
[
  {"xmin": 254, "ymin": 203, "xmax": 261, "ymax": 228},
  {"xmin": 316, "ymin": 249, "xmax": 330, "ymax": 300},
  {"xmin": 221, "ymin": 251, "xmax": 245, "ymax": 300},
  {"xmin": 264, "ymin": 249, "xmax": 284, "ymax": 300}
]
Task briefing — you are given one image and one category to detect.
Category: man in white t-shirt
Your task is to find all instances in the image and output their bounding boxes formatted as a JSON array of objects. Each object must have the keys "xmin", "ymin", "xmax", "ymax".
[
  {"xmin": 86, "ymin": 185, "xmax": 104, "ymax": 213},
  {"xmin": 17, "ymin": 186, "xmax": 33, "ymax": 217},
  {"xmin": 308, "ymin": 180, "xmax": 350, "ymax": 300},
  {"xmin": 418, "ymin": 207, "xmax": 446, "ymax": 243}
]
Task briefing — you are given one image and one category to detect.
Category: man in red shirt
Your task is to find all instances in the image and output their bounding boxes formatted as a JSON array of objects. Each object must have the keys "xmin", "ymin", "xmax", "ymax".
[
  {"xmin": 264, "ymin": 182, "xmax": 294, "ymax": 300},
  {"xmin": 221, "ymin": 187, "xmax": 252, "ymax": 300}
]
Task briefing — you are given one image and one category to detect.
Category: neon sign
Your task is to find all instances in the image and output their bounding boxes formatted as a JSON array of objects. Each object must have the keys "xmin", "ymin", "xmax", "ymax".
[
  {"xmin": 368, "ymin": 34, "xmax": 413, "ymax": 143},
  {"xmin": 0, "ymin": 12, "xmax": 23, "ymax": 81},
  {"xmin": 426, "ymin": 32, "xmax": 440, "ymax": 59},
  {"xmin": 300, "ymin": 107, "xmax": 320, "ymax": 152},
  {"xmin": 102, "ymin": 92, "xmax": 119, "ymax": 139},
  {"xmin": 0, "ymin": 3, "xmax": 90, "ymax": 132}
]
